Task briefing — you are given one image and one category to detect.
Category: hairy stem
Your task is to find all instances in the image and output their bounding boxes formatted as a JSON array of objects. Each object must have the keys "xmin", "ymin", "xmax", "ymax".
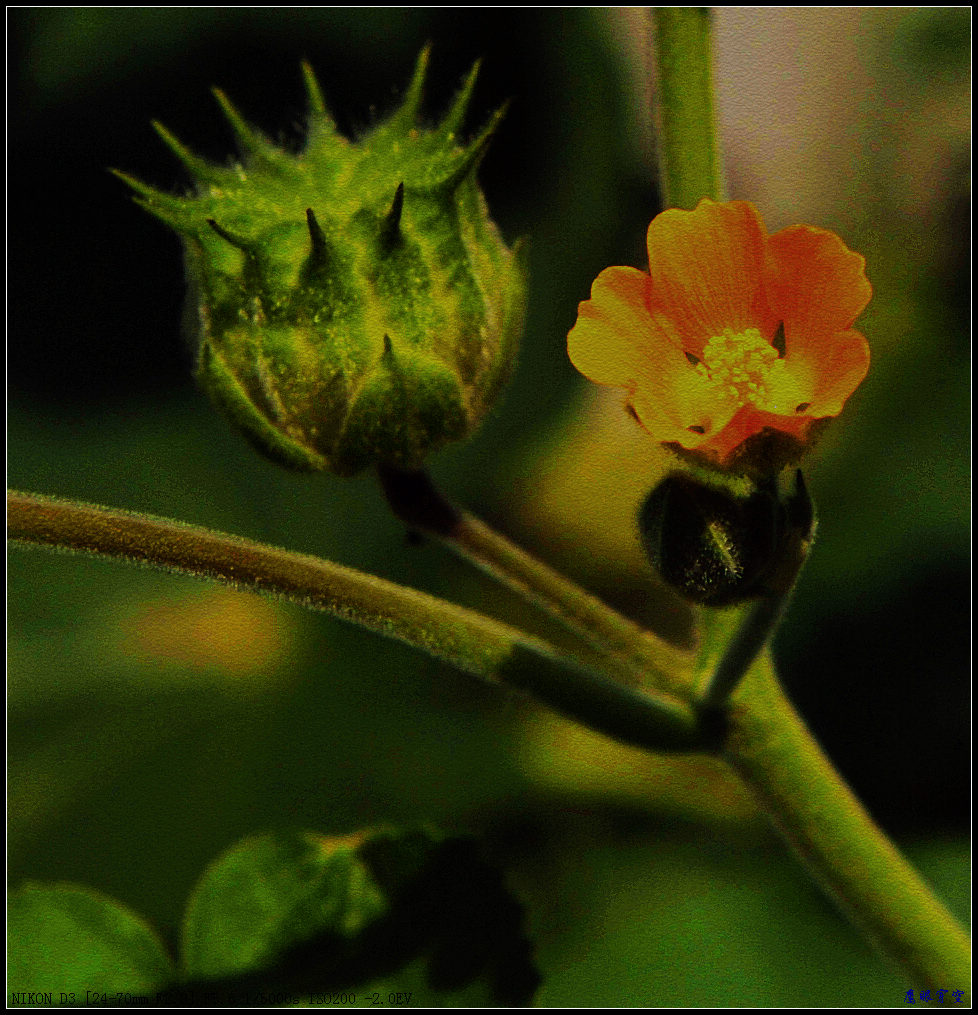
[
  {"xmin": 377, "ymin": 467, "xmax": 695, "ymax": 702},
  {"xmin": 724, "ymin": 655, "xmax": 971, "ymax": 996},
  {"xmin": 700, "ymin": 594, "xmax": 789, "ymax": 710},
  {"xmin": 651, "ymin": 7, "xmax": 723, "ymax": 208},
  {"xmin": 7, "ymin": 489, "xmax": 700, "ymax": 753}
]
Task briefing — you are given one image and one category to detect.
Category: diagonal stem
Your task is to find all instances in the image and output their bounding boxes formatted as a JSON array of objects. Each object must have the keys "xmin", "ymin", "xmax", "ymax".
[
  {"xmin": 7, "ymin": 489, "xmax": 700, "ymax": 754},
  {"xmin": 724, "ymin": 654, "xmax": 971, "ymax": 997},
  {"xmin": 9, "ymin": 488, "xmax": 971, "ymax": 993},
  {"xmin": 377, "ymin": 466, "xmax": 695, "ymax": 701}
]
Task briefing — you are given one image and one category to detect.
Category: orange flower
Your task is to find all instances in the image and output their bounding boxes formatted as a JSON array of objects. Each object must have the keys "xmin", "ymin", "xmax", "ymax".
[{"xmin": 567, "ymin": 199, "xmax": 872, "ymax": 473}]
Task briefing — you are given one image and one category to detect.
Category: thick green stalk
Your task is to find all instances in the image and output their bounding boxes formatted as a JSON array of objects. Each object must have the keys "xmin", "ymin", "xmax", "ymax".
[
  {"xmin": 7, "ymin": 489, "xmax": 699, "ymax": 753},
  {"xmin": 724, "ymin": 655, "xmax": 971, "ymax": 996},
  {"xmin": 651, "ymin": 7, "xmax": 723, "ymax": 207}
]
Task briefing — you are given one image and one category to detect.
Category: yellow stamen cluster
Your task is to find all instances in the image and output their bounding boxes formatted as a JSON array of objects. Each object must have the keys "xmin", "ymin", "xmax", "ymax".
[{"xmin": 695, "ymin": 328, "xmax": 805, "ymax": 414}]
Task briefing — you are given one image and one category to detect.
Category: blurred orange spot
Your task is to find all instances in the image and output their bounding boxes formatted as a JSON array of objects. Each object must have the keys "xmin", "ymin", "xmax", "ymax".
[{"xmin": 120, "ymin": 588, "xmax": 294, "ymax": 678}]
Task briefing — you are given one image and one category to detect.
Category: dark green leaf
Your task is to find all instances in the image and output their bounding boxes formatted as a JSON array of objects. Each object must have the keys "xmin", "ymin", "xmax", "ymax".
[{"xmin": 178, "ymin": 827, "xmax": 540, "ymax": 1007}]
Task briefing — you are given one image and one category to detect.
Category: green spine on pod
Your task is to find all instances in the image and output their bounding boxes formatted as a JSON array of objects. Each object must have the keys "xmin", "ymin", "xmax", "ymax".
[{"xmin": 116, "ymin": 48, "xmax": 527, "ymax": 475}]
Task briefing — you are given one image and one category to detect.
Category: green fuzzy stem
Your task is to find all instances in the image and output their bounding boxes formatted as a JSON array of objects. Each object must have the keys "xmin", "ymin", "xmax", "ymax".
[
  {"xmin": 651, "ymin": 8, "xmax": 723, "ymax": 208},
  {"xmin": 377, "ymin": 466, "xmax": 694, "ymax": 702},
  {"xmin": 6, "ymin": 490, "xmax": 700, "ymax": 754},
  {"xmin": 449, "ymin": 512, "xmax": 694, "ymax": 699},
  {"xmin": 725, "ymin": 656, "xmax": 971, "ymax": 996}
]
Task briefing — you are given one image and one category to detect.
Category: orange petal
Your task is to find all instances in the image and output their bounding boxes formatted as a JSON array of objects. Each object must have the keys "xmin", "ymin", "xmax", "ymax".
[
  {"xmin": 645, "ymin": 199, "xmax": 770, "ymax": 352},
  {"xmin": 631, "ymin": 367, "xmax": 738, "ymax": 448},
  {"xmin": 567, "ymin": 266, "xmax": 663, "ymax": 386},
  {"xmin": 700, "ymin": 406, "xmax": 813, "ymax": 463},
  {"xmin": 766, "ymin": 225, "xmax": 872, "ymax": 348},
  {"xmin": 794, "ymin": 328, "xmax": 871, "ymax": 417},
  {"xmin": 567, "ymin": 265, "xmax": 735, "ymax": 445}
]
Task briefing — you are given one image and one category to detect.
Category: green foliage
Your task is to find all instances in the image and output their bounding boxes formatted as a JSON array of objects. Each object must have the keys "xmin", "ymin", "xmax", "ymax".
[
  {"xmin": 116, "ymin": 50, "xmax": 527, "ymax": 476},
  {"xmin": 9, "ymin": 827, "xmax": 540, "ymax": 1007},
  {"xmin": 8, "ymin": 883, "xmax": 174, "ymax": 1003},
  {"xmin": 892, "ymin": 7, "xmax": 971, "ymax": 82},
  {"xmin": 181, "ymin": 831, "xmax": 386, "ymax": 980}
]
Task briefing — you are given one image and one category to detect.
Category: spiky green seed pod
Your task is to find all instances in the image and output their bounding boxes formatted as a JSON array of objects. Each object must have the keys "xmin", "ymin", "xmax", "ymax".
[{"xmin": 116, "ymin": 48, "xmax": 527, "ymax": 475}]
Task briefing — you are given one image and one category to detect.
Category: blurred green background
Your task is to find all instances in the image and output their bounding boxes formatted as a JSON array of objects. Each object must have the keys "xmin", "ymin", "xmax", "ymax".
[{"xmin": 8, "ymin": 8, "xmax": 969, "ymax": 1007}]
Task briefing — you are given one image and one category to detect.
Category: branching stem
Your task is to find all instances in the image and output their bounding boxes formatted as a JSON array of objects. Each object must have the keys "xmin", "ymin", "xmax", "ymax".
[
  {"xmin": 378, "ymin": 473, "xmax": 969, "ymax": 994},
  {"xmin": 378, "ymin": 466, "xmax": 694, "ymax": 701}
]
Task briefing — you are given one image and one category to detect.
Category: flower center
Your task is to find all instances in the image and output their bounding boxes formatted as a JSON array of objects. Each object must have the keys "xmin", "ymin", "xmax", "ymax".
[{"xmin": 694, "ymin": 328, "xmax": 805, "ymax": 414}]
